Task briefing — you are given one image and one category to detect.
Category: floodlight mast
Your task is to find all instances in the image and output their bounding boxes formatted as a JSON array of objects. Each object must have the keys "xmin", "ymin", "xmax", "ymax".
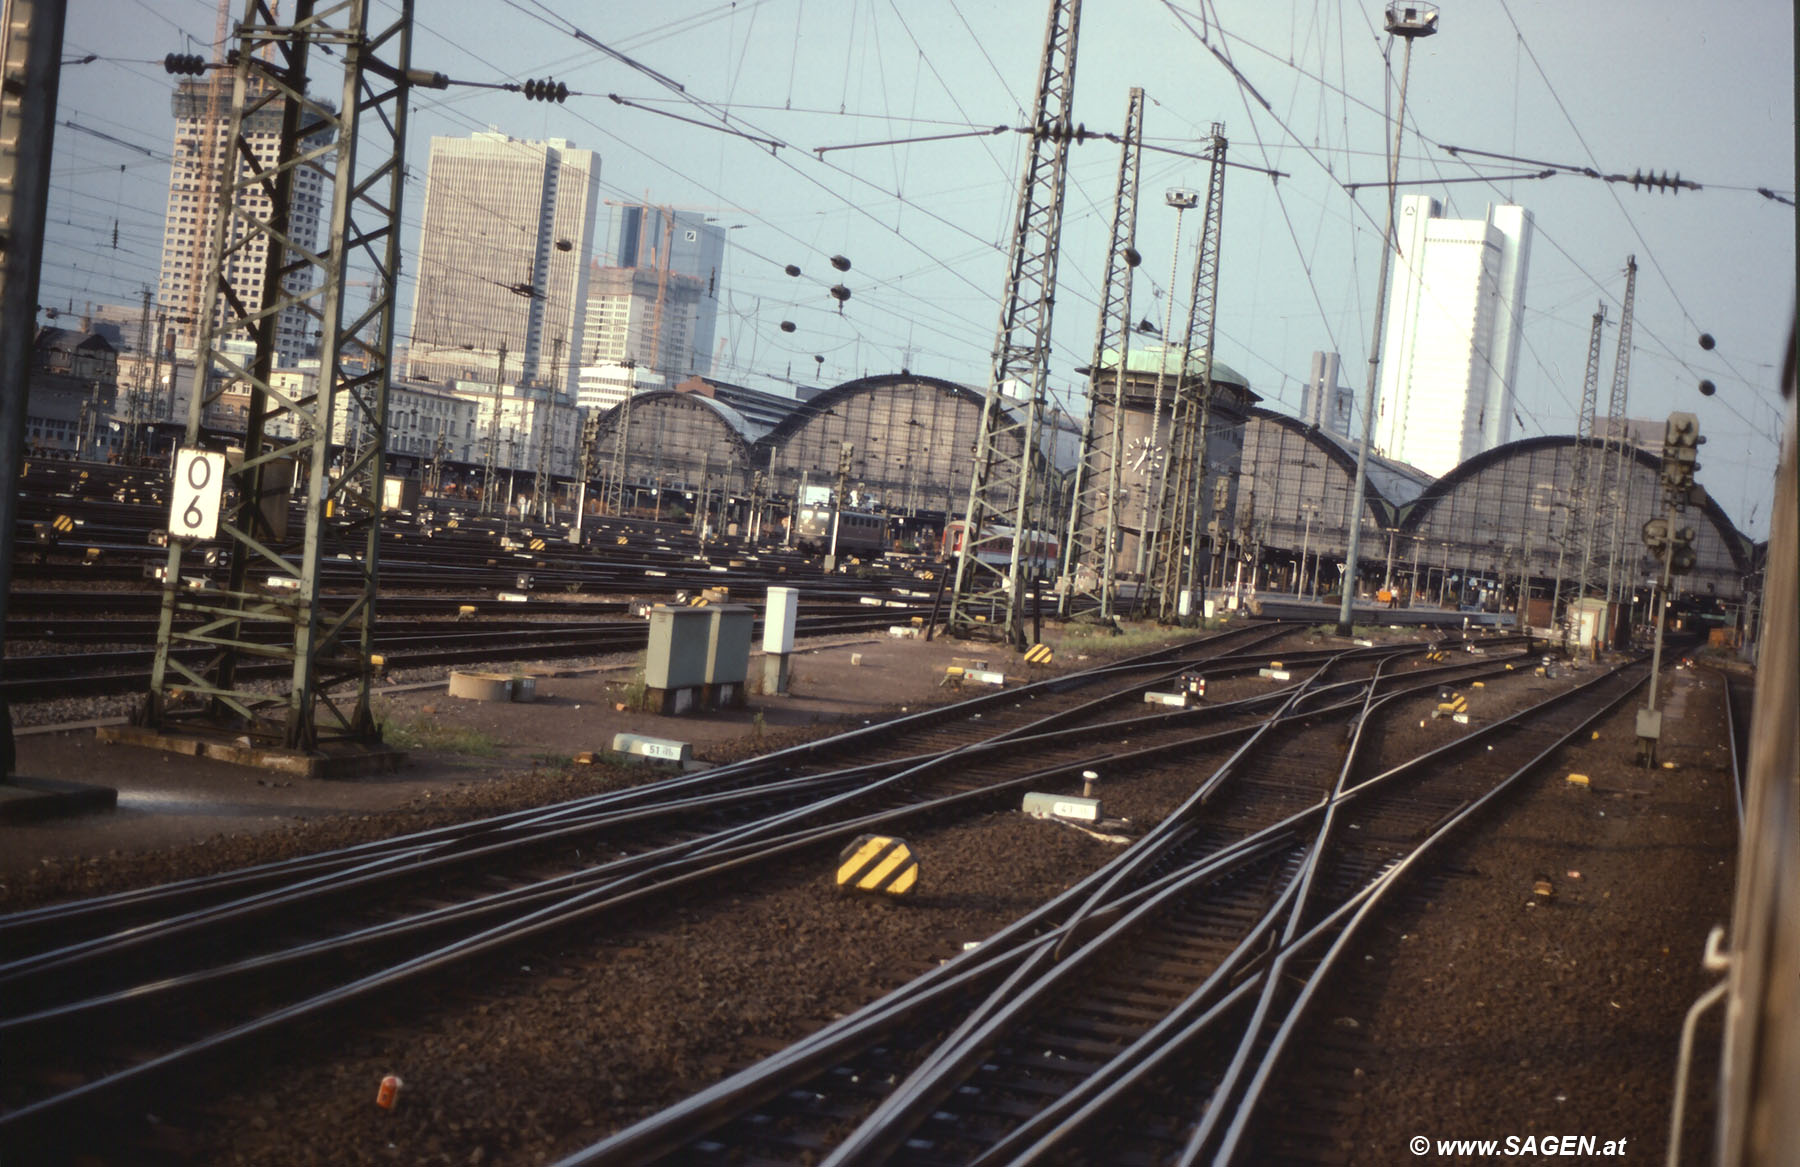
[{"xmin": 1337, "ymin": 3, "xmax": 1438, "ymax": 636}]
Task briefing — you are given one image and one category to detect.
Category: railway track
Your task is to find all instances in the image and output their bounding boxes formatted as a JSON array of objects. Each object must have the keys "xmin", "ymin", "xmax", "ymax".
[
  {"xmin": 6, "ymin": 462, "xmax": 978, "ymax": 703},
  {"xmin": 563, "ymin": 653, "xmax": 1642, "ymax": 1166},
  {"xmin": 0, "ymin": 622, "xmax": 1343, "ymax": 1149},
  {"xmin": 0, "ymin": 627, "xmax": 1536, "ymax": 1152}
]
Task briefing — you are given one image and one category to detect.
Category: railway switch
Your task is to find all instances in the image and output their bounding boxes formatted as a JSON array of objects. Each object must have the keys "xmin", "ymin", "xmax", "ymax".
[{"xmin": 836, "ymin": 835, "xmax": 919, "ymax": 897}]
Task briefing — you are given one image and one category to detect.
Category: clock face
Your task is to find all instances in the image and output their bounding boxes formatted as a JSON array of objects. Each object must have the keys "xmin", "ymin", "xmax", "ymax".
[{"xmin": 1128, "ymin": 435, "xmax": 1164, "ymax": 477}]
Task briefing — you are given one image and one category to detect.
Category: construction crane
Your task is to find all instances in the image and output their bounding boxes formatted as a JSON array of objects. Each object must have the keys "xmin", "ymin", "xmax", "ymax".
[
  {"xmin": 646, "ymin": 208, "xmax": 677, "ymax": 379},
  {"xmin": 946, "ymin": 0, "xmax": 1083, "ymax": 646},
  {"xmin": 1146, "ymin": 124, "xmax": 1228, "ymax": 621},
  {"xmin": 601, "ymin": 200, "xmax": 695, "ymax": 379},
  {"xmin": 1057, "ymin": 86, "xmax": 1144, "ymax": 621}
]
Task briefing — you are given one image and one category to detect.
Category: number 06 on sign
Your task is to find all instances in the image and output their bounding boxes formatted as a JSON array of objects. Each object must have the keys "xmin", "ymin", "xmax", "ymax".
[{"xmin": 169, "ymin": 448, "xmax": 226, "ymax": 541}]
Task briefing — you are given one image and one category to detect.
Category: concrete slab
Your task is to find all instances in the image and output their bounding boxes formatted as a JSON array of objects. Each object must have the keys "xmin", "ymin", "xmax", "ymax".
[{"xmin": 95, "ymin": 724, "xmax": 406, "ymax": 781}]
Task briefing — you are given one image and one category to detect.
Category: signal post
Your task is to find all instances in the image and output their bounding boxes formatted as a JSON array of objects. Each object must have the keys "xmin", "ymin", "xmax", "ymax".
[{"xmin": 1636, "ymin": 411, "xmax": 1703, "ymax": 766}]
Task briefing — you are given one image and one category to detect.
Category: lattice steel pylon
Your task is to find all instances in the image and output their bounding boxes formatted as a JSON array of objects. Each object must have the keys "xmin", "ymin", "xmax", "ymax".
[
  {"xmin": 1555, "ymin": 302, "xmax": 1607, "ymax": 624},
  {"xmin": 1146, "ymin": 124, "xmax": 1227, "ymax": 620},
  {"xmin": 947, "ymin": 0, "xmax": 1082, "ymax": 645},
  {"xmin": 147, "ymin": 0, "xmax": 431, "ymax": 752},
  {"xmin": 602, "ymin": 358, "xmax": 638, "ymax": 515},
  {"xmin": 1600, "ymin": 255, "xmax": 1638, "ymax": 604},
  {"xmin": 1056, "ymin": 87, "xmax": 1144, "ymax": 622}
]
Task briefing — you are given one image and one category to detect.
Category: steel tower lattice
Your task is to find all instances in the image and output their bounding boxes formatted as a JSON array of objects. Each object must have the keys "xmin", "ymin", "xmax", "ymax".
[
  {"xmin": 1555, "ymin": 302, "xmax": 1607, "ymax": 625},
  {"xmin": 1146, "ymin": 124, "xmax": 1227, "ymax": 620},
  {"xmin": 148, "ymin": 0, "xmax": 430, "ymax": 750},
  {"xmin": 1057, "ymin": 86, "xmax": 1143, "ymax": 621},
  {"xmin": 946, "ymin": 0, "xmax": 1082, "ymax": 645},
  {"xmin": 1601, "ymin": 255, "xmax": 1638, "ymax": 604}
]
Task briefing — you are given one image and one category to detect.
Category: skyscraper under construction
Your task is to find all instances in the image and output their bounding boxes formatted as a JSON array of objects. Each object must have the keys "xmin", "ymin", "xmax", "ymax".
[{"xmin": 155, "ymin": 77, "xmax": 332, "ymax": 366}]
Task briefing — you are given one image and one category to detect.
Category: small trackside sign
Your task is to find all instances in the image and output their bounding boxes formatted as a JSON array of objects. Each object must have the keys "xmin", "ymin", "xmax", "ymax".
[
  {"xmin": 836, "ymin": 834, "xmax": 919, "ymax": 896},
  {"xmin": 611, "ymin": 733, "xmax": 691, "ymax": 764},
  {"xmin": 170, "ymin": 447, "xmax": 226, "ymax": 541}
]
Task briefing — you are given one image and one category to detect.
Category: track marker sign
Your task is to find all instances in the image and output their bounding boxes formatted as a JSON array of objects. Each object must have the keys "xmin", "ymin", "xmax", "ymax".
[{"xmin": 170, "ymin": 448, "xmax": 226, "ymax": 541}]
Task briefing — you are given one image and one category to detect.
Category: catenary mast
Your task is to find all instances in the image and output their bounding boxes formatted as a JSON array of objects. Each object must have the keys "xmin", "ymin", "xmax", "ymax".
[{"xmin": 946, "ymin": 0, "xmax": 1083, "ymax": 646}]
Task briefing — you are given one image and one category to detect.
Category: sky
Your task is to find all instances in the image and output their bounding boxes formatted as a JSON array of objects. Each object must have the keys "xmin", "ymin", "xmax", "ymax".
[{"xmin": 44, "ymin": 1, "xmax": 1795, "ymax": 538}]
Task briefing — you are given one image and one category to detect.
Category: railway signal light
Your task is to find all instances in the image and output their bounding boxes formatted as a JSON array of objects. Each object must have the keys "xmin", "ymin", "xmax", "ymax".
[
  {"xmin": 164, "ymin": 53, "xmax": 206, "ymax": 75},
  {"xmin": 1659, "ymin": 411, "xmax": 1701, "ymax": 505},
  {"xmin": 1667, "ymin": 523, "xmax": 1698, "ymax": 575},
  {"xmin": 521, "ymin": 78, "xmax": 569, "ymax": 103},
  {"xmin": 1642, "ymin": 516, "xmax": 1698, "ymax": 575}
]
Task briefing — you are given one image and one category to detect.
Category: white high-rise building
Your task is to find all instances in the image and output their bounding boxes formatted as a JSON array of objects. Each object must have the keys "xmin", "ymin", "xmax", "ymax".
[
  {"xmin": 582, "ymin": 205, "xmax": 725, "ymax": 381},
  {"xmin": 1374, "ymin": 195, "xmax": 1532, "ymax": 477},
  {"xmin": 405, "ymin": 133, "xmax": 601, "ymax": 401},
  {"xmin": 157, "ymin": 79, "xmax": 331, "ymax": 366}
]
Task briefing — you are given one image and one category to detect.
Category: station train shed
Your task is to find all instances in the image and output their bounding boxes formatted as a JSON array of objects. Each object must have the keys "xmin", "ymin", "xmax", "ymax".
[{"xmin": 434, "ymin": 364, "xmax": 1754, "ymax": 616}]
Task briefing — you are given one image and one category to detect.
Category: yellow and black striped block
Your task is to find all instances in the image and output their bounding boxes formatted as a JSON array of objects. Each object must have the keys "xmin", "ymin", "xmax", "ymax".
[
  {"xmin": 52, "ymin": 514, "xmax": 74, "ymax": 533},
  {"xmin": 529, "ymin": 537, "xmax": 547, "ymax": 551},
  {"xmin": 836, "ymin": 834, "xmax": 918, "ymax": 897},
  {"xmin": 1024, "ymin": 643, "xmax": 1054, "ymax": 666}
]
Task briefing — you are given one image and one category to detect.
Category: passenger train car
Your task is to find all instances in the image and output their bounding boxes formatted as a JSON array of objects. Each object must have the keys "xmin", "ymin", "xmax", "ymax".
[
  {"xmin": 940, "ymin": 520, "xmax": 1060, "ymax": 577},
  {"xmin": 793, "ymin": 505, "xmax": 888, "ymax": 556}
]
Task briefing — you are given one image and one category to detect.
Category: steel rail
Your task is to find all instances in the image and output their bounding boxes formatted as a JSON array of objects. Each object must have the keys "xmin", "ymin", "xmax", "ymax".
[
  {"xmin": 0, "ymin": 628, "xmax": 1280, "ymax": 942},
  {"xmin": 966, "ymin": 660, "xmax": 1645, "ymax": 1165},
  {"xmin": 0, "ymin": 696, "xmax": 1322, "ymax": 1140},
  {"xmin": 1206, "ymin": 658, "xmax": 1651, "ymax": 1165},
  {"xmin": 566, "ymin": 656, "xmax": 1529, "ymax": 1163},
  {"xmin": 0, "ymin": 630, "xmax": 1324, "ymax": 1130},
  {"xmin": 816, "ymin": 651, "xmax": 1408, "ymax": 1164},
  {"xmin": 960, "ymin": 659, "xmax": 1648, "ymax": 1166}
]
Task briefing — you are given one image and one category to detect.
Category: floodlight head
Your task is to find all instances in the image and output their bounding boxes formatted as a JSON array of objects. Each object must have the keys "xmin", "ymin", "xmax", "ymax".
[
  {"xmin": 1384, "ymin": 3, "xmax": 1439, "ymax": 37},
  {"xmin": 1165, "ymin": 188, "xmax": 1200, "ymax": 210}
]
